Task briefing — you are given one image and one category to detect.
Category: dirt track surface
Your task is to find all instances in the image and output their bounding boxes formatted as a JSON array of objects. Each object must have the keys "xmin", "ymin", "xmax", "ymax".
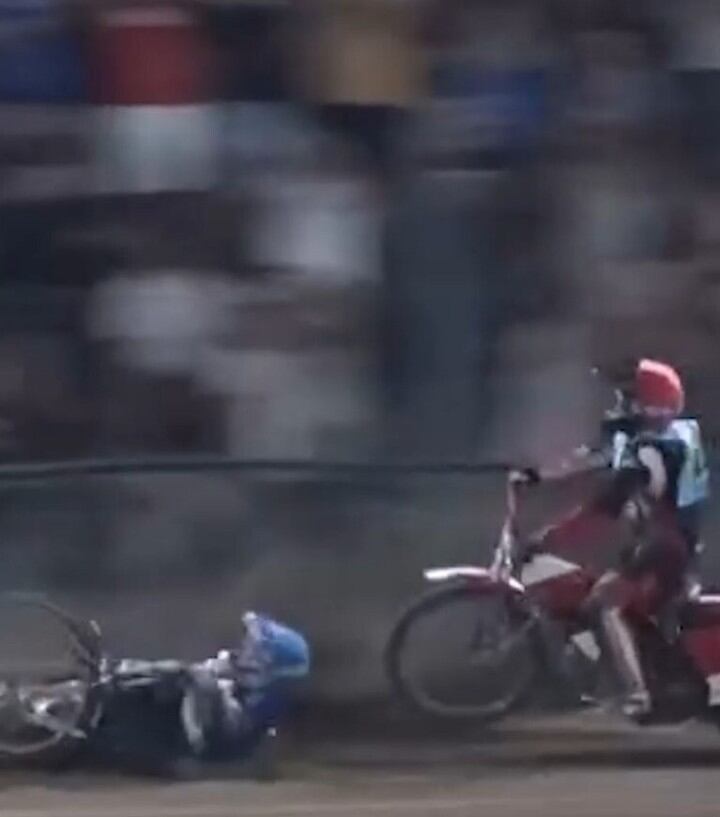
[{"xmin": 3, "ymin": 711, "xmax": 720, "ymax": 817}]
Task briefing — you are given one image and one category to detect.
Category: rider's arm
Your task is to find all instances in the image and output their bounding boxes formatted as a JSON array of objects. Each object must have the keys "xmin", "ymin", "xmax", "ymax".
[
  {"xmin": 538, "ymin": 448, "xmax": 657, "ymax": 554},
  {"xmin": 536, "ymin": 446, "xmax": 610, "ymax": 483}
]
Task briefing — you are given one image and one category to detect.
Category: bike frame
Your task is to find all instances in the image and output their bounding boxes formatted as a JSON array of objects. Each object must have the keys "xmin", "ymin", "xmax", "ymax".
[{"xmin": 423, "ymin": 469, "xmax": 527, "ymax": 595}]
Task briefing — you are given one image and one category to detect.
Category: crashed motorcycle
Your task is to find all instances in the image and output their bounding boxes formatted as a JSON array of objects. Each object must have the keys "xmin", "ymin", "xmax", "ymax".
[
  {"xmin": 0, "ymin": 594, "xmax": 309, "ymax": 774},
  {"xmin": 385, "ymin": 468, "xmax": 720, "ymax": 727}
]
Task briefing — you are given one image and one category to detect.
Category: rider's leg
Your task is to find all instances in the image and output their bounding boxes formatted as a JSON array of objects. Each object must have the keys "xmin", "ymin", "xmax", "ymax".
[
  {"xmin": 588, "ymin": 571, "xmax": 653, "ymax": 717},
  {"xmin": 600, "ymin": 604, "xmax": 651, "ymax": 717}
]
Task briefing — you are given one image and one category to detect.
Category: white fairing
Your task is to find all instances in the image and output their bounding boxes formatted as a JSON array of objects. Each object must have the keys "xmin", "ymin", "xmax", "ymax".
[
  {"xmin": 571, "ymin": 631, "xmax": 602, "ymax": 662},
  {"xmin": 520, "ymin": 553, "xmax": 581, "ymax": 587}
]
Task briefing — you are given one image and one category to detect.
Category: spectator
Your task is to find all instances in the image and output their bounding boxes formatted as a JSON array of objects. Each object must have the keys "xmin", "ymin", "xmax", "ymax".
[
  {"xmin": 294, "ymin": 0, "xmax": 426, "ymax": 184},
  {"xmin": 663, "ymin": 0, "xmax": 720, "ymax": 183},
  {"xmin": 87, "ymin": 252, "xmax": 233, "ymax": 452}
]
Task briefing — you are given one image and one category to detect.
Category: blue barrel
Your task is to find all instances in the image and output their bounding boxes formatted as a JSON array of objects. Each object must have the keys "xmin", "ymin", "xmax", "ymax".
[{"xmin": 0, "ymin": 0, "xmax": 87, "ymax": 103}]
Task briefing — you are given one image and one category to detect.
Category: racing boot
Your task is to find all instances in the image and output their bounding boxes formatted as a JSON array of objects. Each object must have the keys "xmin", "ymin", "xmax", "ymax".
[{"xmin": 601, "ymin": 607, "xmax": 652, "ymax": 720}]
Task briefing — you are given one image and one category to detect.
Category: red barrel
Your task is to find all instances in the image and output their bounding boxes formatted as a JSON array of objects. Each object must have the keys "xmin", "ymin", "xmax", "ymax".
[{"xmin": 90, "ymin": 4, "xmax": 215, "ymax": 105}]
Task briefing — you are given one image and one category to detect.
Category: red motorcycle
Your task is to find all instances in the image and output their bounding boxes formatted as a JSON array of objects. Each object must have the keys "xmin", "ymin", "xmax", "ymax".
[{"xmin": 385, "ymin": 468, "xmax": 720, "ymax": 726}]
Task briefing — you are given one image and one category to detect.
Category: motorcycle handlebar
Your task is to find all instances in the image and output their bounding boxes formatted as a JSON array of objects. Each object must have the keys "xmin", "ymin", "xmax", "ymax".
[{"xmin": 509, "ymin": 444, "xmax": 609, "ymax": 486}]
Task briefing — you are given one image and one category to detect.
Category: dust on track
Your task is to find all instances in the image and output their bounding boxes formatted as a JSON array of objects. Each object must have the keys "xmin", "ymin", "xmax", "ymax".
[{"xmin": 1, "ymin": 711, "xmax": 719, "ymax": 817}]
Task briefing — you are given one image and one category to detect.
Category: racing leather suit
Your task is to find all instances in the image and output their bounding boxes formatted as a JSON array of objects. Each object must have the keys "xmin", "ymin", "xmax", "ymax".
[
  {"xmin": 181, "ymin": 613, "xmax": 310, "ymax": 759},
  {"xmin": 539, "ymin": 418, "xmax": 709, "ymax": 713}
]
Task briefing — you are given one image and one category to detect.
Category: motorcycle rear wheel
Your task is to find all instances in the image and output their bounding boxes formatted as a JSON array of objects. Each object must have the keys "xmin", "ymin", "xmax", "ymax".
[{"xmin": 385, "ymin": 582, "xmax": 538, "ymax": 721}]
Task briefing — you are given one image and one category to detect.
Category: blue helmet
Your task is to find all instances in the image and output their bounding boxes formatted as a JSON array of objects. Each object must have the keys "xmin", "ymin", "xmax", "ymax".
[{"xmin": 242, "ymin": 612, "xmax": 310, "ymax": 681}]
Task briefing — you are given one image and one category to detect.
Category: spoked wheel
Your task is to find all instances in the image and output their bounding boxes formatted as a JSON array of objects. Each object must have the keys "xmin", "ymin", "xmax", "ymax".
[
  {"xmin": 0, "ymin": 594, "xmax": 102, "ymax": 763},
  {"xmin": 0, "ymin": 679, "xmax": 89, "ymax": 758},
  {"xmin": 385, "ymin": 583, "xmax": 538, "ymax": 721}
]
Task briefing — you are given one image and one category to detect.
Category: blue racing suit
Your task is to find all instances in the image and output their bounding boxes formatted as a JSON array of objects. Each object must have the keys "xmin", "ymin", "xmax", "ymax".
[{"xmin": 182, "ymin": 612, "xmax": 310, "ymax": 759}]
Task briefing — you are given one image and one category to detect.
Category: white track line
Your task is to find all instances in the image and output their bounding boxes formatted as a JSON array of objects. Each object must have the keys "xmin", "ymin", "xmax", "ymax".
[{"xmin": 0, "ymin": 794, "xmax": 711, "ymax": 817}]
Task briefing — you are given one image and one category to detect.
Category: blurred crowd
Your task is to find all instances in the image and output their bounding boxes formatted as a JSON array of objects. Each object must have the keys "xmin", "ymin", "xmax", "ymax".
[{"xmin": 2, "ymin": 0, "xmax": 720, "ymax": 465}]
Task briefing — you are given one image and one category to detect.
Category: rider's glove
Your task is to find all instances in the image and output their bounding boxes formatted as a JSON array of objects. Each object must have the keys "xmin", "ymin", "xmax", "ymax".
[{"xmin": 512, "ymin": 466, "xmax": 541, "ymax": 486}]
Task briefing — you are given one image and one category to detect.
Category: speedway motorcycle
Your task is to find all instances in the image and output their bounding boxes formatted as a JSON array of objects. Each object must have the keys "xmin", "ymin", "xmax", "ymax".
[
  {"xmin": 385, "ymin": 468, "xmax": 720, "ymax": 726},
  {"xmin": 0, "ymin": 594, "xmax": 308, "ymax": 774}
]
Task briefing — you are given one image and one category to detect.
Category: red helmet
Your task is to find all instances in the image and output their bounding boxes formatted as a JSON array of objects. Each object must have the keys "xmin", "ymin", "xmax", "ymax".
[{"xmin": 634, "ymin": 358, "xmax": 685, "ymax": 418}]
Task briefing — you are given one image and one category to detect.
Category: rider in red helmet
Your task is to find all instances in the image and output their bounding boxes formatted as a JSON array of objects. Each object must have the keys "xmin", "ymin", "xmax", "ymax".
[
  {"xmin": 531, "ymin": 358, "xmax": 709, "ymax": 718},
  {"xmin": 635, "ymin": 359, "xmax": 685, "ymax": 418}
]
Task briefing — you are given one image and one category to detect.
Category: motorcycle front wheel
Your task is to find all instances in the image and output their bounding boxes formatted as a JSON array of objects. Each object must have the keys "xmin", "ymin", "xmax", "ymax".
[{"xmin": 385, "ymin": 582, "xmax": 538, "ymax": 721}]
